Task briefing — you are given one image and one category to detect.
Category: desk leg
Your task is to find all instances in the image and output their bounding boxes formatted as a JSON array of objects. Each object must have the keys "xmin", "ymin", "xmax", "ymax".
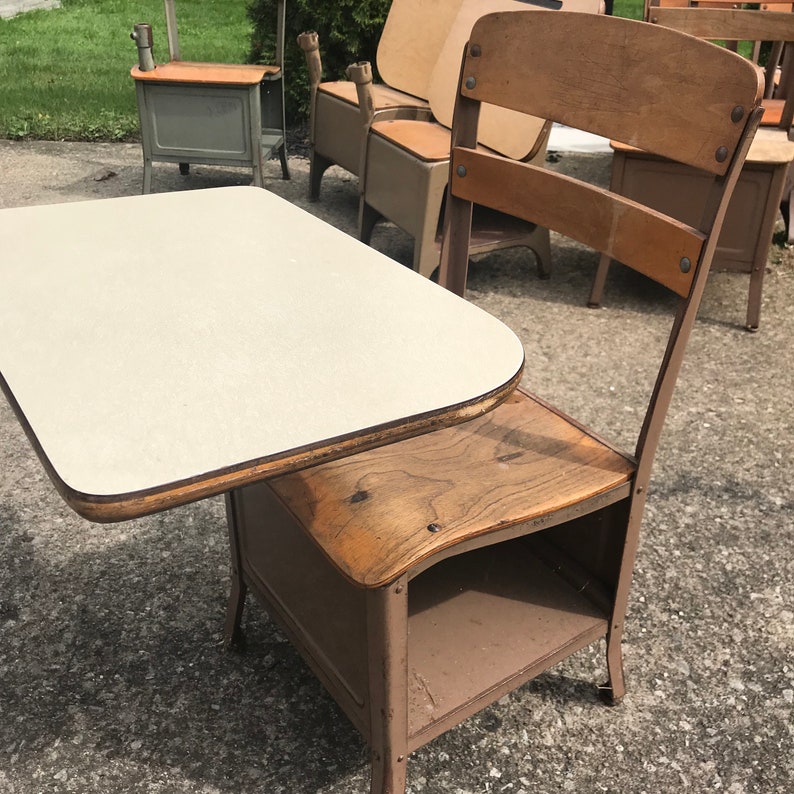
[
  {"xmin": 366, "ymin": 580, "xmax": 409, "ymax": 794},
  {"xmin": 224, "ymin": 490, "xmax": 248, "ymax": 648}
]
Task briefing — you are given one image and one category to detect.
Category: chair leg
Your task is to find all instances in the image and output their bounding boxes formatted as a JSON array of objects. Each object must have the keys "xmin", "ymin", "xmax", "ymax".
[
  {"xmin": 142, "ymin": 157, "xmax": 153, "ymax": 195},
  {"xmin": 309, "ymin": 151, "xmax": 333, "ymax": 201},
  {"xmin": 224, "ymin": 577, "xmax": 248, "ymax": 650},
  {"xmin": 745, "ymin": 260, "xmax": 766, "ymax": 332},
  {"xmin": 278, "ymin": 143, "xmax": 290, "ymax": 180},
  {"xmin": 360, "ymin": 199, "xmax": 384, "ymax": 246},
  {"xmin": 413, "ymin": 169, "xmax": 450, "ymax": 279},
  {"xmin": 223, "ymin": 491, "xmax": 247, "ymax": 649},
  {"xmin": 251, "ymin": 151, "xmax": 264, "ymax": 190},
  {"xmin": 366, "ymin": 581, "xmax": 409, "ymax": 794},
  {"xmin": 530, "ymin": 226, "xmax": 553, "ymax": 279},
  {"xmin": 588, "ymin": 253, "xmax": 612, "ymax": 308},
  {"xmin": 783, "ymin": 193, "xmax": 793, "ymax": 246},
  {"xmin": 600, "ymin": 626, "xmax": 626, "ymax": 706},
  {"xmin": 784, "ymin": 166, "xmax": 794, "ymax": 246}
]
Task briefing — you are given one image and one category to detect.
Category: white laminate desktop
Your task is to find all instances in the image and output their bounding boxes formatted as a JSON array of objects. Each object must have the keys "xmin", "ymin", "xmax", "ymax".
[{"xmin": 0, "ymin": 186, "xmax": 523, "ymax": 520}]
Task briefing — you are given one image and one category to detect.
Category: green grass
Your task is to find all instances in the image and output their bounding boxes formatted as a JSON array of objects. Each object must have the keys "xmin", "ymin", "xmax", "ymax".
[
  {"xmin": 613, "ymin": 0, "xmax": 644, "ymax": 20},
  {"xmin": 0, "ymin": 0, "xmax": 645, "ymax": 141},
  {"xmin": 0, "ymin": 0, "xmax": 252, "ymax": 140}
]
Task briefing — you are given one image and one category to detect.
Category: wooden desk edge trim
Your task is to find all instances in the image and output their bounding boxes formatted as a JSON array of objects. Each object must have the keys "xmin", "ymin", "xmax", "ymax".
[
  {"xmin": 130, "ymin": 62, "xmax": 280, "ymax": 85},
  {"xmin": 2, "ymin": 365, "xmax": 523, "ymax": 524}
]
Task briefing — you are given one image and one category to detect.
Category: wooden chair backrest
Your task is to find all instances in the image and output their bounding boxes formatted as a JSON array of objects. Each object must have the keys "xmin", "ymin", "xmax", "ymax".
[
  {"xmin": 439, "ymin": 10, "xmax": 762, "ymax": 466},
  {"xmin": 376, "ymin": 0, "xmax": 465, "ymax": 100},
  {"xmin": 425, "ymin": 0, "xmax": 602, "ymax": 160}
]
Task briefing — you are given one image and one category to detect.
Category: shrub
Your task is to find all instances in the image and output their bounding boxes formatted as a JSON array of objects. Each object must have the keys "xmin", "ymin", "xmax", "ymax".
[{"xmin": 247, "ymin": 0, "xmax": 390, "ymax": 124}]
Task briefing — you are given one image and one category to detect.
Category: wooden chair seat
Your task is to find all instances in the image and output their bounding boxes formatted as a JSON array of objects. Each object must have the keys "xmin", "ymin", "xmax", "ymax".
[
  {"xmin": 266, "ymin": 388, "xmax": 636, "ymax": 588},
  {"xmin": 369, "ymin": 118, "xmax": 460, "ymax": 162},
  {"xmin": 762, "ymin": 98, "xmax": 787, "ymax": 127},
  {"xmin": 318, "ymin": 80, "xmax": 428, "ymax": 111},
  {"xmin": 610, "ymin": 135, "xmax": 794, "ymax": 165}
]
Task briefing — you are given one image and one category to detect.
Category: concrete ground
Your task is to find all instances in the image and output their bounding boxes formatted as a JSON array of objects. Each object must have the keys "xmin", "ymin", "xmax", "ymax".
[
  {"xmin": 0, "ymin": 0, "xmax": 59, "ymax": 21},
  {"xmin": 0, "ymin": 140, "xmax": 792, "ymax": 793}
]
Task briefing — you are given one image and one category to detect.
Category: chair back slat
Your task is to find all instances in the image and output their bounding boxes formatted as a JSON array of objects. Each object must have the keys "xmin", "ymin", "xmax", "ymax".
[
  {"xmin": 450, "ymin": 149, "xmax": 704, "ymax": 297},
  {"xmin": 458, "ymin": 12, "xmax": 763, "ymax": 174}
]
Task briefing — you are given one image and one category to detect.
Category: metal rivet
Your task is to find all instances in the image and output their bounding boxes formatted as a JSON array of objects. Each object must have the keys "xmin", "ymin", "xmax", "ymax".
[
  {"xmin": 470, "ymin": 44, "xmax": 482, "ymax": 57},
  {"xmin": 680, "ymin": 257, "xmax": 691, "ymax": 273},
  {"xmin": 730, "ymin": 105, "xmax": 744, "ymax": 123},
  {"xmin": 395, "ymin": 585, "xmax": 404, "ymax": 594},
  {"xmin": 715, "ymin": 146, "xmax": 728, "ymax": 163},
  {"xmin": 465, "ymin": 76, "xmax": 476, "ymax": 90},
  {"xmin": 427, "ymin": 523, "xmax": 442, "ymax": 533},
  {"xmin": 456, "ymin": 165, "xmax": 467, "ymax": 178}
]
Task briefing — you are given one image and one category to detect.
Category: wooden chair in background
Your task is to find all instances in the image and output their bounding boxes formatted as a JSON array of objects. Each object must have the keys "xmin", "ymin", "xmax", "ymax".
[
  {"xmin": 353, "ymin": 0, "xmax": 598, "ymax": 280},
  {"xmin": 223, "ymin": 11, "xmax": 763, "ymax": 794},
  {"xmin": 297, "ymin": 0, "xmax": 465, "ymax": 200},
  {"xmin": 588, "ymin": 0, "xmax": 794, "ymax": 330}
]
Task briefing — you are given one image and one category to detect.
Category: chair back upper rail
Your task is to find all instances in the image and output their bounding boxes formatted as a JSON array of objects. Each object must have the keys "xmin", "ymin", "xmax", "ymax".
[
  {"xmin": 450, "ymin": 149, "xmax": 704, "ymax": 297},
  {"xmin": 647, "ymin": 8, "xmax": 794, "ymax": 43},
  {"xmin": 458, "ymin": 12, "xmax": 763, "ymax": 175},
  {"xmin": 439, "ymin": 10, "xmax": 763, "ymax": 474}
]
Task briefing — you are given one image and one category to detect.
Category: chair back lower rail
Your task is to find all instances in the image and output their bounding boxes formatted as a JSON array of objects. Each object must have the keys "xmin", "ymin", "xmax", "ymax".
[{"xmin": 450, "ymin": 148, "xmax": 704, "ymax": 297}]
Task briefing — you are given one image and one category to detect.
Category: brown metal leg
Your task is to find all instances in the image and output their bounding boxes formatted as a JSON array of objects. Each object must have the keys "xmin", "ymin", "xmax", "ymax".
[
  {"xmin": 224, "ymin": 491, "xmax": 248, "ymax": 649},
  {"xmin": 366, "ymin": 579, "xmax": 409, "ymax": 794},
  {"xmin": 588, "ymin": 253, "xmax": 612, "ymax": 308},
  {"xmin": 744, "ymin": 161, "xmax": 790, "ymax": 331},
  {"xmin": 601, "ymin": 495, "xmax": 647, "ymax": 706},
  {"xmin": 600, "ymin": 625, "xmax": 626, "ymax": 706},
  {"xmin": 531, "ymin": 227, "xmax": 553, "ymax": 280},
  {"xmin": 745, "ymin": 262, "xmax": 765, "ymax": 332}
]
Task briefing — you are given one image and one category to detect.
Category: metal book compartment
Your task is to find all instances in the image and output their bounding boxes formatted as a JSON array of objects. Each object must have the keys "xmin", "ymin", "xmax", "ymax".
[{"xmin": 226, "ymin": 480, "xmax": 625, "ymax": 751}]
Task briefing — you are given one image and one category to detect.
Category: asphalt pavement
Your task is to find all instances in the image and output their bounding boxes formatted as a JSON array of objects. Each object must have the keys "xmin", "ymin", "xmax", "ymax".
[{"xmin": 0, "ymin": 139, "xmax": 791, "ymax": 793}]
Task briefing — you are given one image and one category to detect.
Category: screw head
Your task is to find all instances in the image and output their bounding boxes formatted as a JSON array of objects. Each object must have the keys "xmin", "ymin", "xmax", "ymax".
[
  {"xmin": 465, "ymin": 76, "xmax": 476, "ymax": 90},
  {"xmin": 715, "ymin": 146, "xmax": 728, "ymax": 163},
  {"xmin": 427, "ymin": 523, "xmax": 442, "ymax": 533},
  {"xmin": 680, "ymin": 257, "xmax": 692, "ymax": 273},
  {"xmin": 456, "ymin": 165, "xmax": 467, "ymax": 178},
  {"xmin": 470, "ymin": 44, "xmax": 482, "ymax": 57},
  {"xmin": 730, "ymin": 105, "xmax": 744, "ymax": 123}
]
